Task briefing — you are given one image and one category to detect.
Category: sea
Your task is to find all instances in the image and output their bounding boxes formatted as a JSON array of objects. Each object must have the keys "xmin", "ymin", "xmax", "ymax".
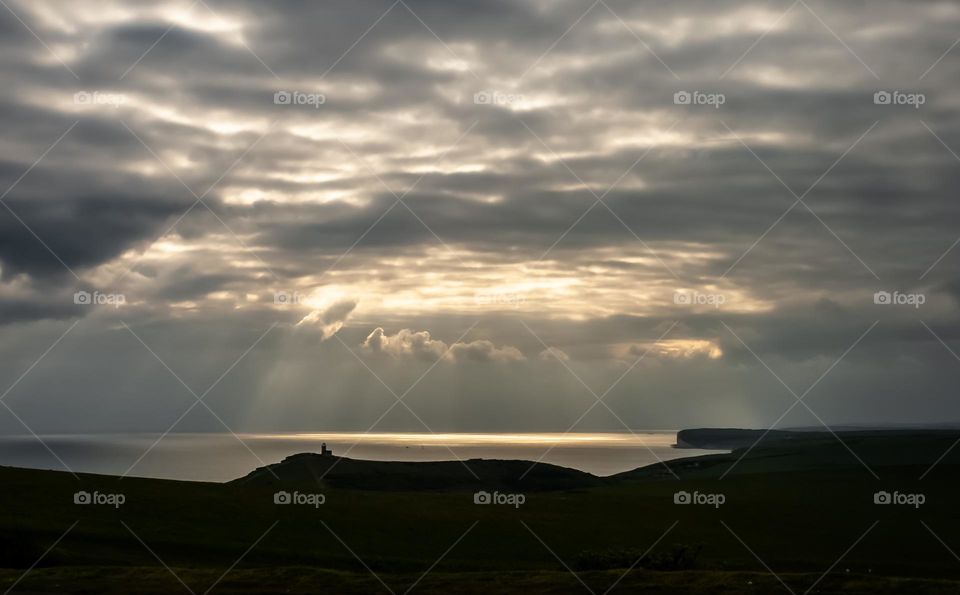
[{"xmin": 0, "ymin": 431, "xmax": 723, "ymax": 481}]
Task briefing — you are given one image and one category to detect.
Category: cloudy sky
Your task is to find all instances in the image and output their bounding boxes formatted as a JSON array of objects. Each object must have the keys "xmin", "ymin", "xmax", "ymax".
[{"xmin": 1, "ymin": 0, "xmax": 960, "ymax": 437}]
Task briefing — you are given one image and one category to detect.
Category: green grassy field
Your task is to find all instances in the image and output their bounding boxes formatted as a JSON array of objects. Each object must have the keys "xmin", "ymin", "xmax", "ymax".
[{"xmin": 2, "ymin": 431, "xmax": 960, "ymax": 593}]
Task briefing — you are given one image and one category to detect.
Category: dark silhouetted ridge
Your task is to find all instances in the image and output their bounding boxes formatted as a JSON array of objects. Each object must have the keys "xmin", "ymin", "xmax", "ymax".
[{"xmin": 230, "ymin": 452, "xmax": 603, "ymax": 491}]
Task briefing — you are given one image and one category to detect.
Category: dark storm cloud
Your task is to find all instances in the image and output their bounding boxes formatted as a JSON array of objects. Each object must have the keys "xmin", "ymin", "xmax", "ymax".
[
  {"xmin": 0, "ymin": 292, "xmax": 82, "ymax": 325},
  {"xmin": 0, "ymin": 193, "xmax": 193, "ymax": 279},
  {"xmin": 0, "ymin": 0, "xmax": 959, "ymax": 433}
]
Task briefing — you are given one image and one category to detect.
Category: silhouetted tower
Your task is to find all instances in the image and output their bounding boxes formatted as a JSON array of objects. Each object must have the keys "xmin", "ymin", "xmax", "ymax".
[{"xmin": 321, "ymin": 442, "xmax": 332, "ymax": 457}]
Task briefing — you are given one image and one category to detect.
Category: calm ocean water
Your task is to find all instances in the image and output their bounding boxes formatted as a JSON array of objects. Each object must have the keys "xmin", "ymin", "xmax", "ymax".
[{"xmin": 0, "ymin": 432, "xmax": 722, "ymax": 481}]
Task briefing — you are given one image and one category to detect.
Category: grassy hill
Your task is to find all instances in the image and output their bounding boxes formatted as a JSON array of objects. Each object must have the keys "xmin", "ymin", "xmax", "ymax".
[
  {"xmin": 624, "ymin": 429, "xmax": 960, "ymax": 479},
  {"xmin": 2, "ymin": 429, "xmax": 960, "ymax": 593},
  {"xmin": 233, "ymin": 452, "xmax": 603, "ymax": 491}
]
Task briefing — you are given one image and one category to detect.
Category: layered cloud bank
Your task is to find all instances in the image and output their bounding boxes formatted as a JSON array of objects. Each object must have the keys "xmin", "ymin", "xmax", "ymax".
[{"xmin": 1, "ymin": 0, "xmax": 959, "ymax": 434}]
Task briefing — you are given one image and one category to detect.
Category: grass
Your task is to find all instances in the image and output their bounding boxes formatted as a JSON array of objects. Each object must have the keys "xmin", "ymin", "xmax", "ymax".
[
  {"xmin": 4, "ymin": 567, "xmax": 960, "ymax": 594},
  {"xmin": 2, "ymin": 431, "xmax": 960, "ymax": 593}
]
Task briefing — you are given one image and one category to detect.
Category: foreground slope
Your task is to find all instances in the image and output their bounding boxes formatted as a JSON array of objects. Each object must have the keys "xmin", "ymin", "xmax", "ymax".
[{"xmin": 2, "ymin": 429, "xmax": 960, "ymax": 594}]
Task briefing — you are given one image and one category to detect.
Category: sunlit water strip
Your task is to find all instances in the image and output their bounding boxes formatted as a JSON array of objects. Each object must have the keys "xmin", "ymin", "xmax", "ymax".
[
  {"xmin": 0, "ymin": 432, "xmax": 724, "ymax": 481},
  {"xmin": 248, "ymin": 431, "xmax": 680, "ymax": 447}
]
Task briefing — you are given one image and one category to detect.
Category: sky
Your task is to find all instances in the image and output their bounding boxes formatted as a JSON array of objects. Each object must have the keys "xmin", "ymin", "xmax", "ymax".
[{"xmin": 1, "ymin": 0, "xmax": 959, "ymax": 437}]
